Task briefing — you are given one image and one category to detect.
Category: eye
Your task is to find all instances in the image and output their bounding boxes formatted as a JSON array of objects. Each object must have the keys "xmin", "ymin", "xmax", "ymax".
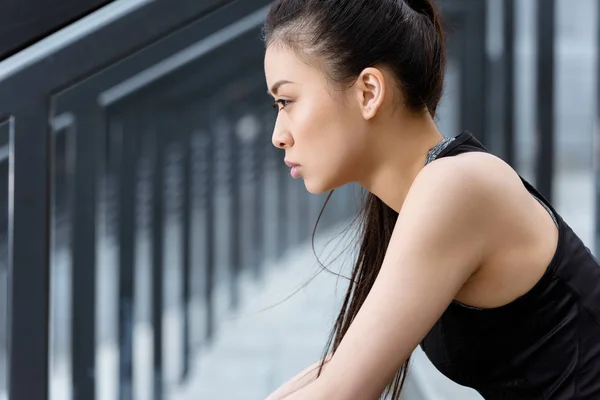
[{"xmin": 272, "ymin": 99, "xmax": 291, "ymax": 112}]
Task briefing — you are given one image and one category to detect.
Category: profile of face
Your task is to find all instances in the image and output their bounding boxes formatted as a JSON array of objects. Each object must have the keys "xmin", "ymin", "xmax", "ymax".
[{"xmin": 264, "ymin": 44, "xmax": 386, "ymax": 194}]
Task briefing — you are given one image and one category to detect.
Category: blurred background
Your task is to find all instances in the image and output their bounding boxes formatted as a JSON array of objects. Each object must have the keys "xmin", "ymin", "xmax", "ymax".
[{"xmin": 0, "ymin": 0, "xmax": 598, "ymax": 399}]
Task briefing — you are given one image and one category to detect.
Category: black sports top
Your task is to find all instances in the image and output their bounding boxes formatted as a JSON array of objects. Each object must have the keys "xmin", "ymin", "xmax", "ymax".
[{"xmin": 420, "ymin": 131, "xmax": 600, "ymax": 399}]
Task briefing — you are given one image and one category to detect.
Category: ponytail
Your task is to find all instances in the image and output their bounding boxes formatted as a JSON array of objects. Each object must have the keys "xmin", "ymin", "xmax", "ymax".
[{"xmin": 404, "ymin": 0, "xmax": 446, "ymax": 117}]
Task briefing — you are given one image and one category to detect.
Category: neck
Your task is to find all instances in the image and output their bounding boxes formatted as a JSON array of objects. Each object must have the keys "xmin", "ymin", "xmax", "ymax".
[{"xmin": 357, "ymin": 112, "xmax": 444, "ymax": 213}]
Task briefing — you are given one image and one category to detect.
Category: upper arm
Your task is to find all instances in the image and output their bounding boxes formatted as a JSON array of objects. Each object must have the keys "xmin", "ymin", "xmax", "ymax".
[{"xmin": 307, "ymin": 158, "xmax": 499, "ymax": 400}]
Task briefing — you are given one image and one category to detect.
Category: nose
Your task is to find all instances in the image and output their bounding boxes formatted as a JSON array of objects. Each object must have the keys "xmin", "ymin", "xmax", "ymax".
[{"xmin": 271, "ymin": 118, "xmax": 294, "ymax": 149}]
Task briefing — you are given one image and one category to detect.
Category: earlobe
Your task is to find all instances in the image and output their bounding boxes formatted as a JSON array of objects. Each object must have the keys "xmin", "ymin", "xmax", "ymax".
[{"xmin": 356, "ymin": 67, "xmax": 386, "ymax": 120}]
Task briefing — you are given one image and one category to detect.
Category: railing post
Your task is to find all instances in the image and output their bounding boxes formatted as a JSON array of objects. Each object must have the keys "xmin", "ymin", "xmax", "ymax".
[
  {"xmin": 8, "ymin": 106, "xmax": 51, "ymax": 400},
  {"xmin": 233, "ymin": 105, "xmax": 256, "ymax": 280},
  {"xmin": 187, "ymin": 110, "xmax": 213, "ymax": 346},
  {"xmin": 229, "ymin": 113, "xmax": 241, "ymax": 310},
  {"xmin": 151, "ymin": 114, "xmax": 165, "ymax": 400},
  {"xmin": 503, "ymin": 0, "xmax": 516, "ymax": 167},
  {"xmin": 249, "ymin": 114, "xmax": 263, "ymax": 278},
  {"xmin": 241, "ymin": 105, "xmax": 263, "ymax": 279},
  {"xmin": 457, "ymin": 0, "xmax": 488, "ymax": 145},
  {"xmin": 535, "ymin": 0, "xmax": 556, "ymax": 201},
  {"xmin": 204, "ymin": 121, "xmax": 216, "ymax": 341},
  {"xmin": 180, "ymin": 107, "xmax": 193, "ymax": 382},
  {"xmin": 115, "ymin": 112, "xmax": 138, "ymax": 400},
  {"xmin": 65, "ymin": 104, "xmax": 101, "ymax": 400}
]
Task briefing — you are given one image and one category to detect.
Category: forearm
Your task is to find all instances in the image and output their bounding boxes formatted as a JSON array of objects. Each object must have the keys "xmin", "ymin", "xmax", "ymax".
[
  {"xmin": 265, "ymin": 355, "xmax": 331, "ymax": 400},
  {"xmin": 279, "ymin": 378, "xmax": 335, "ymax": 400}
]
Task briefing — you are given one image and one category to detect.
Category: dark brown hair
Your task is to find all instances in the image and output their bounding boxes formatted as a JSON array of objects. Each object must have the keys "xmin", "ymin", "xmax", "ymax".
[{"xmin": 263, "ymin": 0, "xmax": 446, "ymax": 397}]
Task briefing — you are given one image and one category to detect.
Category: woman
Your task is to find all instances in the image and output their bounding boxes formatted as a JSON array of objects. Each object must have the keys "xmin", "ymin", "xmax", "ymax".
[{"xmin": 262, "ymin": 0, "xmax": 600, "ymax": 399}]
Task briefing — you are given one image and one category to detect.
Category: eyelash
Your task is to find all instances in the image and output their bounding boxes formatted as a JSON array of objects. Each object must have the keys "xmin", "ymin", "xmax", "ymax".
[{"xmin": 272, "ymin": 99, "xmax": 291, "ymax": 111}]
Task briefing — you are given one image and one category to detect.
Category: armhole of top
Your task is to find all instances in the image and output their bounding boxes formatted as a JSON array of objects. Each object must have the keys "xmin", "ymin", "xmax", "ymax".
[{"xmin": 531, "ymin": 193, "xmax": 559, "ymax": 228}]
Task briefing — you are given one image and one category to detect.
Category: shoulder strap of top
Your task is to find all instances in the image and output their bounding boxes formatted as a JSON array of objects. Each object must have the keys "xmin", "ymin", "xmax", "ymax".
[
  {"xmin": 425, "ymin": 136, "xmax": 456, "ymax": 165},
  {"xmin": 424, "ymin": 131, "xmax": 486, "ymax": 166}
]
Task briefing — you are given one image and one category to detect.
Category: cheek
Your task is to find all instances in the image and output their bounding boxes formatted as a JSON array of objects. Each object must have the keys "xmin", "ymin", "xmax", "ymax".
[
  {"xmin": 297, "ymin": 101, "xmax": 361, "ymax": 158},
  {"xmin": 307, "ymin": 118, "xmax": 363, "ymax": 185},
  {"xmin": 292, "ymin": 99, "xmax": 336, "ymax": 149}
]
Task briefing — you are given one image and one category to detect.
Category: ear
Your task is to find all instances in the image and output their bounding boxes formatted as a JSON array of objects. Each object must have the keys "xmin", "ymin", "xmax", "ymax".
[{"xmin": 354, "ymin": 67, "xmax": 386, "ymax": 120}]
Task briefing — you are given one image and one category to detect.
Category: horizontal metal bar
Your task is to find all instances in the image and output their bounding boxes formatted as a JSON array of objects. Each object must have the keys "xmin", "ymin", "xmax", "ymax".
[
  {"xmin": 0, "ymin": 0, "xmax": 150, "ymax": 84},
  {"xmin": 98, "ymin": 4, "xmax": 270, "ymax": 106}
]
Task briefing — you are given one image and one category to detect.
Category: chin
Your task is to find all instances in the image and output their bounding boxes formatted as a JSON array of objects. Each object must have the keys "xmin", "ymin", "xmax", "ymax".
[
  {"xmin": 303, "ymin": 177, "xmax": 338, "ymax": 195},
  {"xmin": 301, "ymin": 178, "xmax": 322, "ymax": 194}
]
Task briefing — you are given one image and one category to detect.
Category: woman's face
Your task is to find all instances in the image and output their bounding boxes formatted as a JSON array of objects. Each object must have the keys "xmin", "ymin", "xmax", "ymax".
[{"xmin": 264, "ymin": 44, "xmax": 369, "ymax": 194}]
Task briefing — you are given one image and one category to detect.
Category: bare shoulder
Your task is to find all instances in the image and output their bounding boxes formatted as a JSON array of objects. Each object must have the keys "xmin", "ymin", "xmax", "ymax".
[
  {"xmin": 405, "ymin": 151, "xmax": 524, "ymax": 221},
  {"xmin": 414, "ymin": 151, "xmax": 522, "ymax": 199},
  {"xmin": 416, "ymin": 150, "xmax": 544, "ymax": 221},
  {"xmin": 400, "ymin": 151, "xmax": 536, "ymax": 264}
]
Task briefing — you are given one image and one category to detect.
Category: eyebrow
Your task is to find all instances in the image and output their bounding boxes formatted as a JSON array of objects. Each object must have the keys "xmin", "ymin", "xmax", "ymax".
[{"xmin": 268, "ymin": 80, "xmax": 295, "ymax": 96}]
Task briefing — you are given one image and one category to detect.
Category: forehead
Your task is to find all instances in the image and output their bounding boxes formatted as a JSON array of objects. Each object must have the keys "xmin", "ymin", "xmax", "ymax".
[{"xmin": 264, "ymin": 44, "xmax": 322, "ymax": 87}]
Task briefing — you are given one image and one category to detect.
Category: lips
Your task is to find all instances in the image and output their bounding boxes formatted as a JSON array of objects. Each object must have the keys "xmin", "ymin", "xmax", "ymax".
[{"xmin": 284, "ymin": 160, "xmax": 301, "ymax": 179}]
